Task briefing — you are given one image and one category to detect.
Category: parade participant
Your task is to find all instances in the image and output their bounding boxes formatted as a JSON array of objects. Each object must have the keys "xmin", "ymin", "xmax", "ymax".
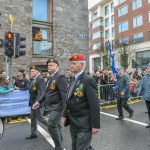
[
  {"xmin": 116, "ymin": 66, "xmax": 134, "ymax": 120},
  {"xmin": 138, "ymin": 63, "xmax": 150, "ymax": 128},
  {"xmin": 33, "ymin": 58, "xmax": 68, "ymax": 150},
  {"xmin": 14, "ymin": 72, "xmax": 29, "ymax": 90},
  {"xmin": 25, "ymin": 66, "xmax": 47, "ymax": 139},
  {"xmin": 62, "ymin": 53, "xmax": 100, "ymax": 150}
]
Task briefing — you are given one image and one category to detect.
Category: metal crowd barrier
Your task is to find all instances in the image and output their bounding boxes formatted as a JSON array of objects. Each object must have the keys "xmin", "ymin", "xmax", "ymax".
[{"xmin": 98, "ymin": 84, "xmax": 117, "ymax": 104}]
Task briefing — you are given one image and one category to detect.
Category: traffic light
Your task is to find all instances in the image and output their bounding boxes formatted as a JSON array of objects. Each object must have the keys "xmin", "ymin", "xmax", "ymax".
[
  {"xmin": 15, "ymin": 33, "xmax": 26, "ymax": 58},
  {"xmin": 0, "ymin": 38, "xmax": 4, "ymax": 48},
  {"xmin": 4, "ymin": 31, "xmax": 14, "ymax": 57}
]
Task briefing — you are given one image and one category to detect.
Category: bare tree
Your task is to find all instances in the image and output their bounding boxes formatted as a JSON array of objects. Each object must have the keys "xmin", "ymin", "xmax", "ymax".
[
  {"xmin": 97, "ymin": 43, "xmax": 111, "ymax": 70},
  {"xmin": 115, "ymin": 40, "xmax": 136, "ymax": 69}
]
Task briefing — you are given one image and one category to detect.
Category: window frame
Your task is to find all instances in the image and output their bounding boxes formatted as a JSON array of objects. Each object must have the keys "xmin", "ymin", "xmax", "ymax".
[
  {"xmin": 118, "ymin": 5, "xmax": 128, "ymax": 17},
  {"xmin": 118, "ymin": 21, "xmax": 129, "ymax": 33},
  {"xmin": 133, "ymin": 15, "xmax": 143, "ymax": 28},
  {"xmin": 132, "ymin": 0, "xmax": 142, "ymax": 10},
  {"xmin": 133, "ymin": 32, "xmax": 144, "ymax": 43}
]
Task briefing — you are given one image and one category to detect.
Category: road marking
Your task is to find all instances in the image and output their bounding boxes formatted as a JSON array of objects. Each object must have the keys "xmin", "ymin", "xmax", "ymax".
[
  {"xmin": 27, "ymin": 119, "xmax": 55, "ymax": 148},
  {"xmin": 8, "ymin": 119, "xmax": 27, "ymax": 124},
  {"xmin": 100, "ymin": 111, "xmax": 148, "ymax": 126},
  {"xmin": 101, "ymin": 99, "xmax": 141, "ymax": 109}
]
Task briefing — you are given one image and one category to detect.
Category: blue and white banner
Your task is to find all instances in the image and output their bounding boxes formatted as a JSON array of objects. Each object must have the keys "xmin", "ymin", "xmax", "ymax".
[
  {"xmin": 0, "ymin": 90, "xmax": 30, "ymax": 117},
  {"xmin": 108, "ymin": 41, "xmax": 118, "ymax": 90}
]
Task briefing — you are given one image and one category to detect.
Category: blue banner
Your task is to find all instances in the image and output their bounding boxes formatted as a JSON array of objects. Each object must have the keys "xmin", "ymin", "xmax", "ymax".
[
  {"xmin": 0, "ymin": 90, "xmax": 30, "ymax": 117},
  {"xmin": 108, "ymin": 41, "xmax": 118, "ymax": 90}
]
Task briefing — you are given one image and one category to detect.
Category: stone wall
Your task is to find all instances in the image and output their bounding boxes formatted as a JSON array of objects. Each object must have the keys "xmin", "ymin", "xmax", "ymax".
[
  {"xmin": 53, "ymin": 0, "xmax": 89, "ymax": 73},
  {"xmin": 0, "ymin": 0, "xmax": 89, "ymax": 75}
]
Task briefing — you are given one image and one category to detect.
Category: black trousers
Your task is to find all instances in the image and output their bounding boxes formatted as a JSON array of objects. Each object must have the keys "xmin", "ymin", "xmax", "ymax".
[
  {"xmin": 70, "ymin": 128, "xmax": 94, "ymax": 150},
  {"xmin": 117, "ymin": 97, "xmax": 133, "ymax": 117},
  {"xmin": 48, "ymin": 110, "xmax": 64, "ymax": 150},
  {"xmin": 145, "ymin": 101, "xmax": 150, "ymax": 120},
  {"xmin": 31, "ymin": 108, "xmax": 48, "ymax": 135}
]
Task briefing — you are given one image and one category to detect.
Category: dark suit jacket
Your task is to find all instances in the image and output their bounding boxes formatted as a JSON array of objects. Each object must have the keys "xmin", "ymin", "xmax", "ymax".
[
  {"xmin": 64, "ymin": 71, "xmax": 100, "ymax": 131},
  {"xmin": 38, "ymin": 71, "xmax": 68, "ymax": 111},
  {"xmin": 29, "ymin": 75, "xmax": 45, "ymax": 106}
]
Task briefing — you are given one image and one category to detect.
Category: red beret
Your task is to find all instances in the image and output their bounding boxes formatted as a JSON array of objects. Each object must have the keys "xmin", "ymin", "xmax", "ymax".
[{"xmin": 69, "ymin": 54, "xmax": 86, "ymax": 61}]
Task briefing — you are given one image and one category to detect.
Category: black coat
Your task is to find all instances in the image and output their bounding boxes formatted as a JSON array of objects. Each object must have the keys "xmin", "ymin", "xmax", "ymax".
[
  {"xmin": 64, "ymin": 71, "xmax": 100, "ymax": 131},
  {"xmin": 38, "ymin": 71, "xmax": 68, "ymax": 111},
  {"xmin": 14, "ymin": 78, "xmax": 29, "ymax": 90},
  {"xmin": 29, "ymin": 75, "xmax": 45, "ymax": 106}
]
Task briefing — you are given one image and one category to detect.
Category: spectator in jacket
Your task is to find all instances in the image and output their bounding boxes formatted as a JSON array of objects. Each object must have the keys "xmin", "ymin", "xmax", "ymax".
[
  {"xmin": 0, "ymin": 76, "xmax": 14, "ymax": 94},
  {"xmin": 14, "ymin": 72, "xmax": 29, "ymax": 90}
]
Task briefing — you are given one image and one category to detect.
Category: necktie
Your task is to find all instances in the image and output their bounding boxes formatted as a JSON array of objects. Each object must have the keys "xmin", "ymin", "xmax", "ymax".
[
  {"xmin": 70, "ymin": 76, "xmax": 75, "ymax": 85},
  {"xmin": 46, "ymin": 76, "xmax": 52, "ymax": 90}
]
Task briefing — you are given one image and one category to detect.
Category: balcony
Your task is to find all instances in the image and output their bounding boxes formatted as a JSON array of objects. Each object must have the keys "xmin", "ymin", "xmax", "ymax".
[{"xmin": 33, "ymin": 39, "xmax": 52, "ymax": 56}]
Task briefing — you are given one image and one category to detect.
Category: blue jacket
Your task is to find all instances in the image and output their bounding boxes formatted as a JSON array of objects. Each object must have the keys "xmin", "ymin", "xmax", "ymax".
[
  {"xmin": 138, "ymin": 74, "xmax": 150, "ymax": 101},
  {"xmin": 0, "ymin": 83, "xmax": 14, "ymax": 94}
]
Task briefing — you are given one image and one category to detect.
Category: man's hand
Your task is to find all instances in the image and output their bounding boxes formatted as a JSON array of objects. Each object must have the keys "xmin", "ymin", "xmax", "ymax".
[
  {"xmin": 61, "ymin": 117, "xmax": 67, "ymax": 125},
  {"xmin": 32, "ymin": 102, "xmax": 40, "ymax": 110},
  {"xmin": 121, "ymin": 92, "xmax": 124, "ymax": 96},
  {"xmin": 92, "ymin": 128, "xmax": 100, "ymax": 134}
]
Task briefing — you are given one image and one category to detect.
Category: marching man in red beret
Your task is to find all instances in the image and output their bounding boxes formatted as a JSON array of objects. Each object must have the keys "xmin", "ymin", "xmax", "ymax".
[{"xmin": 62, "ymin": 53, "xmax": 100, "ymax": 150}]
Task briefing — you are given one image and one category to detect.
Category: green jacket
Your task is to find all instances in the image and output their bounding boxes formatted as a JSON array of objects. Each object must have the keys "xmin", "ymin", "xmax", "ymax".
[{"xmin": 117, "ymin": 73, "xmax": 130, "ymax": 98}]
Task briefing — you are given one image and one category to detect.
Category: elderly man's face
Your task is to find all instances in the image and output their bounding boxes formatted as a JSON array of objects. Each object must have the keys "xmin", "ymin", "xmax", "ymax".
[{"xmin": 70, "ymin": 61, "xmax": 84, "ymax": 74}]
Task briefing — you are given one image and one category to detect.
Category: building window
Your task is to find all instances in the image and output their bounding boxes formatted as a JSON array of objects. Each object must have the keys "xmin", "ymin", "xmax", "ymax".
[
  {"xmin": 111, "ymin": 15, "xmax": 114, "ymax": 25},
  {"xmin": 105, "ymin": 18, "xmax": 109, "ymax": 27},
  {"xmin": 92, "ymin": 31, "xmax": 103, "ymax": 40},
  {"xmin": 118, "ymin": 21, "xmax": 128, "ymax": 33},
  {"xmin": 92, "ymin": 19, "xmax": 103, "ymax": 29},
  {"xmin": 118, "ymin": 0, "xmax": 126, "ymax": 4},
  {"xmin": 133, "ymin": 15, "xmax": 143, "ymax": 28},
  {"xmin": 136, "ymin": 50, "xmax": 150, "ymax": 68},
  {"xmin": 111, "ymin": 2, "xmax": 114, "ymax": 12},
  {"xmin": 33, "ymin": 0, "xmax": 49, "ymax": 21},
  {"xmin": 148, "ymin": 0, "xmax": 150, "ymax": 3},
  {"xmin": 112, "ymin": 28, "xmax": 115, "ymax": 37},
  {"xmin": 92, "ymin": 12, "xmax": 98, "ymax": 20},
  {"xmin": 118, "ymin": 5, "xmax": 128, "ymax": 17},
  {"xmin": 92, "ymin": 43, "xmax": 101, "ymax": 50},
  {"xmin": 32, "ymin": 27, "xmax": 52, "ymax": 55},
  {"xmin": 105, "ymin": 5, "xmax": 109, "ymax": 16},
  {"xmin": 119, "ymin": 37, "xmax": 129, "ymax": 45},
  {"xmin": 133, "ymin": 32, "xmax": 144, "ymax": 43},
  {"xmin": 105, "ymin": 29, "xmax": 110, "ymax": 39},
  {"xmin": 132, "ymin": 0, "xmax": 142, "ymax": 10},
  {"xmin": 149, "ymin": 12, "xmax": 150, "ymax": 22}
]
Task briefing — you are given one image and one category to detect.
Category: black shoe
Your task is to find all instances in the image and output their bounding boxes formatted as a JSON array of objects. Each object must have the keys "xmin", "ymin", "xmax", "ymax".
[
  {"xmin": 116, "ymin": 116, "xmax": 124, "ymax": 120},
  {"xmin": 146, "ymin": 124, "xmax": 150, "ymax": 128},
  {"xmin": 25, "ymin": 134, "xmax": 38, "ymax": 139},
  {"xmin": 129, "ymin": 110, "xmax": 134, "ymax": 118}
]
